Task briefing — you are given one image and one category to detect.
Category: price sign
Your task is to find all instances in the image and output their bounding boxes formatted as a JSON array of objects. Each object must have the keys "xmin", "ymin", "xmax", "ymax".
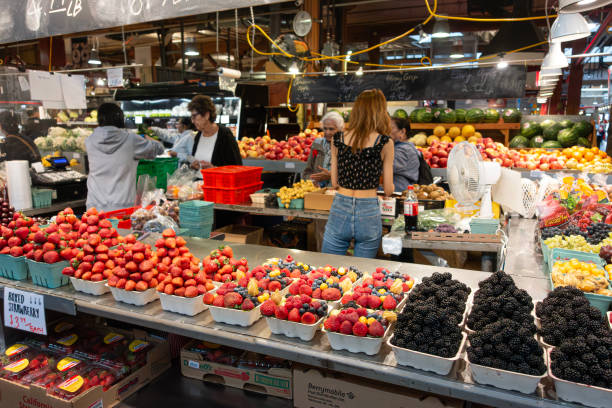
[
  {"xmin": 107, "ymin": 68, "xmax": 124, "ymax": 88},
  {"xmin": 3, "ymin": 288, "xmax": 47, "ymax": 335}
]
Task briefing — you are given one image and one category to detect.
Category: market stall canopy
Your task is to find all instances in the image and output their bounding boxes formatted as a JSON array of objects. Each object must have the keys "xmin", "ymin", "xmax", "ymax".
[{"xmin": 0, "ymin": 0, "xmax": 286, "ymax": 44}]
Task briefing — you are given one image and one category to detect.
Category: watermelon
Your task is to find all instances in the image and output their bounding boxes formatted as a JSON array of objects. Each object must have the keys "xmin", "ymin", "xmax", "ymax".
[
  {"xmin": 521, "ymin": 121, "xmax": 543, "ymax": 138},
  {"xmin": 540, "ymin": 119, "xmax": 556, "ymax": 129},
  {"xmin": 415, "ymin": 108, "xmax": 434, "ymax": 123},
  {"xmin": 529, "ymin": 135, "xmax": 545, "ymax": 148},
  {"xmin": 465, "ymin": 108, "xmax": 485, "ymax": 123},
  {"xmin": 573, "ymin": 120, "xmax": 593, "ymax": 138},
  {"xmin": 542, "ymin": 140, "xmax": 562, "ymax": 149},
  {"xmin": 454, "ymin": 109, "xmax": 467, "ymax": 123},
  {"xmin": 557, "ymin": 128, "xmax": 578, "ymax": 147},
  {"xmin": 543, "ymin": 123, "xmax": 563, "ymax": 141},
  {"xmin": 432, "ymin": 108, "xmax": 444, "ymax": 122},
  {"xmin": 439, "ymin": 108, "xmax": 456, "ymax": 123},
  {"xmin": 559, "ymin": 119, "xmax": 574, "ymax": 129},
  {"xmin": 502, "ymin": 108, "xmax": 521, "ymax": 123},
  {"xmin": 394, "ymin": 109, "xmax": 408, "ymax": 119},
  {"xmin": 577, "ymin": 137, "xmax": 590, "ymax": 147},
  {"xmin": 409, "ymin": 108, "xmax": 421, "ymax": 123},
  {"xmin": 509, "ymin": 135, "xmax": 530, "ymax": 148},
  {"xmin": 483, "ymin": 109, "xmax": 500, "ymax": 123}
]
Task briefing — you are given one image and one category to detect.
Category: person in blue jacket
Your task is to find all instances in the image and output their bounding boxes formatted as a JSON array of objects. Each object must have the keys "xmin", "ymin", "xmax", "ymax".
[
  {"xmin": 390, "ymin": 117, "xmax": 420, "ymax": 192},
  {"xmin": 86, "ymin": 103, "xmax": 164, "ymax": 212},
  {"xmin": 150, "ymin": 117, "xmax": 195, "ymax": 151}
]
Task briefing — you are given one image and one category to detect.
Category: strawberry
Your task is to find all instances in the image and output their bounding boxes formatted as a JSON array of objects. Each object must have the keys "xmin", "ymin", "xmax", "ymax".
[
  {"xmin": 212, "ymin": 295, "xmax": 225, "ymax": 307},
  {"xmin": 62, "ymin": 267, "xmax": 75, "ymax": 276},
  {"xmin": 9, "ymin": 246, "xmax": 23, "ymax": 257},
  {"xmin": 344, "ymin": 311, "xmax": 359, "ymax": 324},
  {"xmin": 368, "ymin": 320, "xmax": 385, "ymax": 337},
  {"xmin": 220, "ymin": 246, "xmax": 233, "ymax": 258},
  {"xmin": 261, "ymin": 299, "xmax": 276, "ymax": 316},
  {"xmin": 174, "ymin": 287, "xmax": 186, "ymax": 297},
  {"xmin": 312, "ymin": 288, "xmax": 322, "ymax": 299},
  {"xmin": 356, "ymin": 295, "xmax": 370, "ymax": 308},
  {"xmin": 301, "ymin": 312, "xmax": 317, "ymax": 325},
  {"xmin": 288, "ymin": 308, "xmax": 301, "ymax": 322},
  {"xmin": 162, "ymin": 229, "xmax": 176, "ymax": 238},
  {"xmin": 43, "ymin": 251, "xmax": 60, "ymax": 264},
  {"xmin": 274, "ymin": 305, "xmax": 288, "ymax": 320},
  {"xmin": 324, "ymin": 315, "xmax": 340, "ymax": 332},
  {"xmin": 183, "ymin": 286, "xmax": 198, "ymax": 298},
  {"xmin": 223, "ymin": 292, "xmax": 243, "ymax": 308},
  {"xmin": 367, "ymin": 295, "xmax": 382, "ymax": 309},
  {"xmin": 339, "ymin": 320, "xmax": 353, "ymax": 335},
  {"xmin": 203, "ymin": 292, "xmax": 215, "ymax": 304},
  {"xmin": 382, "ymin": 296, "xmax": 397, "ymax": 310},
  {"xmin": 352, "ymin": 321, "xmax": 368, "ymax": 337},
  {"xmin": 321, "ymin": 288, "xmax": 341, "ymax": 301},
  {"xmin": 298, "ymin": 284, "xmax": 313, "ymax": 296},
  {"xmin": 241, "ymin": 298, "xmax": 255, "ymax": 311},
  {"xmin": 268, "ymin": 280, "xmax": 282, "ymax": 292}
]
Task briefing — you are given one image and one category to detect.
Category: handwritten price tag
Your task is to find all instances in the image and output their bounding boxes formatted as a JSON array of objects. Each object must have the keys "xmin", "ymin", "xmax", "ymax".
[{"xmin": 4, "ymin": 288, "xmax": 47, "ymax": 335}]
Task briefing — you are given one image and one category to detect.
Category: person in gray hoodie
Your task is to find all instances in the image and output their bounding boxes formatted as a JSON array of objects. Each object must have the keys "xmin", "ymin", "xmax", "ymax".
[{"xmin": 86, "ymin": 103, "xmax": 164, "ymax": 212}]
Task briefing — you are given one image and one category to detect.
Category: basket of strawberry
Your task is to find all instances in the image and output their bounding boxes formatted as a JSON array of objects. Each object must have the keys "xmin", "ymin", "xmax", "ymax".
[
  {"xmin": 154, "ymin": 229, "xmax": 216, "ymax": 316},
  {"xmin": 105, "ymin": 236, "xmax": 159, "ymax": 306},
  {"xmin": 362, "ymin": 268, "xmax": 414, "ymax": 292},
  {"xmin": 0, "ymin": 213, "xmax": 40, "ymax": 280},
  {"xmin": 0, "ymin": 344, "xmax": 52, "ymax": 384},
  {"xmin": 261, "ymin": 294, "xmax": 329, "ymax": 341},
  {"xmin": 237, "ymin": 264, "xmax": 293, "ymax": 293},
  {"xmin": 322, "ymin": 307, "xmax": 393, "ymax": 355},
  {"xmin": 203, "ymin": 245, "xmax": 249, "ymax": 282},
  {"xmin": 203, "ymin": 279, "xmax": 265, "ymax": 326}
]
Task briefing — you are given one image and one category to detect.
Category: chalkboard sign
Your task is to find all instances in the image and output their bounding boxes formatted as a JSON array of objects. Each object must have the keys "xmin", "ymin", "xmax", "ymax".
[
  {"xmin": 0, "ymin": 0, "xmax": 285, "ymax": 44},
  {"xmin": 290, "ymin": 66, "xmax": 526, "ymax": 103}
]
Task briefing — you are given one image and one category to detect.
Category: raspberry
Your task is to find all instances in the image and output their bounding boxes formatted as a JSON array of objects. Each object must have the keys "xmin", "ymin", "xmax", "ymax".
[
  {"xmin": 357, "ymin": 295, "xmax": 370, "ymax": 308},
  {"xmin": 368, "ymin": 295, "xmax": 382, "ymax": 309},
  {"xmin": 321, "ymin": 288, "xmax": 341, "ymax": 301},
  {"xmin": 275, "ymin": 305, "xmax": 288, "ymax": 320},
  {"xmin": 368, "ymin": 320, "xmax": 385, "ymax": 337},
  {"xmin": 356, "ymin": 308, "xmax": 368, "ymax": 317},
  {"xmin": 339, "ymin": 320, "xmax": 353, "ymax": 335},
  {"xmin": 301, "ymin": 312, "xmax": 317, "ymax": 324},
  {"xmin": 241, "ymin": 298, "xmax": 255, "ymax": 311},
  {"xmin": 299, "ymin": 294, "xmax": 312, "ymax": 304},
  {"xmin": 288, "ymin": 308, "xmax": 301, "ymax": 322},
  {"xmin": 289, "ymin": 283, "xmax": 300, "ymax": 295},
  {"xmin": 382, "ymin": 296, "xmax": 397, "ymax": 310},
  {"xmin": 224, "ymin": 292, "xmax": 243, "ymax": 308},
  {"xmin": 324, "ymin": 316, "xmax": 340, "ymax": 332},
  {"xmin": 260, "ymin": 300, "xmax": 276, "ymax": 316},
  {"xmin": 268, "ymin": 281, "xmax": 282, "ymax": 292},
  {"xmin": 352, "ymin": 321, "xmax": 368, "ymax": 337},
  {"xmin": 311, "ymin": 301, "xmax": 321, "ymax": 309}
]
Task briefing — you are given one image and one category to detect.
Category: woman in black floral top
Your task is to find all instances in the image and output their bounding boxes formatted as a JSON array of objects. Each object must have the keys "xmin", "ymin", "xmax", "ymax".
[{"xmin": 322, "ymin": 89, "xmax": 394, "ymax": 258}]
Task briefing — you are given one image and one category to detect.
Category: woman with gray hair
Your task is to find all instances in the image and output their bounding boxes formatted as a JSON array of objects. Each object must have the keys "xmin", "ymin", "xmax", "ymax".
[{"xmin": 302, "ymin": 111, "xmax": 344, "ymax": 187}]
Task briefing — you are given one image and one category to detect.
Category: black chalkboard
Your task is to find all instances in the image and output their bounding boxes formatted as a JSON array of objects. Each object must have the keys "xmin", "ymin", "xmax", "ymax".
[
  {"xmin": 0, "ymin": 0, "xmax": 284, "ymax": 44},
  {"xmin": 290, "ymin": 66, "xmax": 526, "ymax": 103}
]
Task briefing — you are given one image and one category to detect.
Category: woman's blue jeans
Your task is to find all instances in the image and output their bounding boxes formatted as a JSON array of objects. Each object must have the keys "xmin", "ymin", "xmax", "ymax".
[{"xmin": 322, "ymin": 193, "xmax": 382, "ymax": 259}]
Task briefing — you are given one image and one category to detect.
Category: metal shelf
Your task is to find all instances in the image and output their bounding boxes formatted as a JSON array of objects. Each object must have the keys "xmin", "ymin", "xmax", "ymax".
[
  {"xmin": 213, "ymin": 203, "xmax": 329, "ymax": 220},
  {"xmin": 242, "ymin": 158, "xmax": 306, "ymax": 173},
  {"xmin": 22, "ymin": 199, "xmax": 87, "ymax": 217},
  {"xmin": 0, "ymin": 236, "xmax": 572, "ymax": 408}
]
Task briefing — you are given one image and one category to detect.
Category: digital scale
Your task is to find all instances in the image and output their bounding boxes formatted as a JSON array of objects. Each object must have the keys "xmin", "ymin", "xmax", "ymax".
[{"xmin": 30, "ymin": 156, "xmax": 87, "ymax": 202}]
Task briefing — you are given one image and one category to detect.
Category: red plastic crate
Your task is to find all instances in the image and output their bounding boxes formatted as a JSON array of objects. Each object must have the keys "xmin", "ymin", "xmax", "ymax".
[
  {"xmin": 202, "ymin": 182, "xmax": 263, "ymax": 204},
  {"xmin": 99, "ymin": 205, "xmax": 154, "ymax": 229},
  {"xmin": 201, "ymin": 166, "xmax": 263, "ymax": 188}
]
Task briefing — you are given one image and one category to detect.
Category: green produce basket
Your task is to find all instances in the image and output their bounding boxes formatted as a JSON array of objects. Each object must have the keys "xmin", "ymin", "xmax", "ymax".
[
  {"xmin": 547, "ymin": 248, "xmax": 611, "ymax": 315},
  {"xmin": 31, "ymin": 188, "xmax": 53, "ymax": 209},
  {"xmin": 277, "ymin": 197, "xmax": 304, "ymax": 209},
  {"xmin": 540, "ymin": 239, "xmax": 551, "ymax": 265},
  {"xmin": 137, "ymin": 157, "xmax": 179, "ymax": 189},
  {"xmin": 0, "ymin": 254, "xmax": 28, "ymax": 280},
  {"xmin": 26, "ymin": 259, "xmax": 70, "ymax": 288}
]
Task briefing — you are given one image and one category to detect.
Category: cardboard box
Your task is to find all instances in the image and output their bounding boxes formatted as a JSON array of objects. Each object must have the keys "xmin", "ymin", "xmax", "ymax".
[
  {"xmin": 213, "ymin": 225, "xmax": 264, "ymax": 244},
  {"xmin": 0, "ymin": 329, "xmax": 170, "ymax": 408},
  {"xmin": 304, "ymin": 189, "xmax": 335, "ymax": 211},
  {"xmin": 180, "ymin": 341, "xmax": 292, "ymax": 399},
  {"xmin": 293, "ymin": 365, "xmax": 464, "ymax": 408}
]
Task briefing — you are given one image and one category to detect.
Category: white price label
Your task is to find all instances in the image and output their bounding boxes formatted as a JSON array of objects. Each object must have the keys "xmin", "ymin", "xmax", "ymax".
[
  {"xmin": 4, "ymin": 288, "xmax": 46, "ymax": 335},
  {"xmin": 284, "ymin": 162, "xmax": 295, "ymax": 169},
  {"xmin": 107, "ymin": 68, "xmax": 124, "ymax": 88}
]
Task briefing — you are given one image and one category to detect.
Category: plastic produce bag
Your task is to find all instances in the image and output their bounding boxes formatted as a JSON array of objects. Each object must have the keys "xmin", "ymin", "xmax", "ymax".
[
  {"xmin": 417, "ymin": 208, "xmax": 461, "ymax": 231},
  {"xmin": 135, "ymin": 174, "xmax": 157, "ymax": 207},
  {"xmin": 142, "ymin": 208, "xmax": 179, "ymax": 234}
]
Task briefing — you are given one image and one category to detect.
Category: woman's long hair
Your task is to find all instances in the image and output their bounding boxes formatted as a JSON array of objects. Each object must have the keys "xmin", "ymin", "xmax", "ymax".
[{"xmin": 345, "ymin": 89, "xmax": 391, "ymax": 153}]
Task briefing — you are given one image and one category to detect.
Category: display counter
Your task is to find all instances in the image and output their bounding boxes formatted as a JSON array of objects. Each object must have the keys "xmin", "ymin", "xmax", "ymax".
[{"xmin": 0, "ymin": 230, "xmax": 571, "ymax": 408}]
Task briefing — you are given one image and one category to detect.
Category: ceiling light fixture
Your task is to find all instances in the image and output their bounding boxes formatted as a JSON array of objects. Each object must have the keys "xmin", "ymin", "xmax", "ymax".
[
  {"xmin": 537, "ymin": 97, "xmax": 549, "ymax": 103},
  {"xmin": 550, "ymin": 13, "xmax": 590, "ymax": 43},
  {"xmin": 558, "ymin": 0, "xmax": 612, "ymax": 13},
  {"xmin": 197, "ymin": 23, "xmax": 216, "ymax": 36},
  {"xmin": 88, "ymin": 37, "xmax": 102, "ymax": 65},
  {"xmin": 432, "ymin": 17, "xmax": 450, "ymax": 39},
  {"xmin": 355, "ymin": 66, "xmax": 364, "ymax": 76},
  {"xmin": 184, "ymin": 38, "xmax": 200, "ymax": 56},
  {"xmin": 449, "ymin": 41, "xmax": 464, "ymax": 59},
  {"xmin": 541, "ymin": 42, "xmax": 569, "ymax": 69},
  {"xmin": 540, "ymin": 68, "xmax": 562, "ymax": 77},
  {"xmin": 288, "ymin": 62, "xmax": 300, "ymax": 74},
  {"xmin": 418, "ymin": 29, "xmax": 429, "ymax": 44}
]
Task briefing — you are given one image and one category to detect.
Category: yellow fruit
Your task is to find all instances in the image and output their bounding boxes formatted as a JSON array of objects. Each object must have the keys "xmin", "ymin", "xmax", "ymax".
[
  {"xmin": 461, "ymin": 125, "xmax": 475, "ymax": 137},
  {"xmin": 467, "ymin": 136, "xmax": 478, "ymax": 144},
  {"xmin": 359, "ymin": 316, "xmax": 367, "ymax": 324},
  {"xmin": 474, "ymin": 131, "xmax": 482, "ymax": 139},
  {"xmin": 426, "ymin": 135, "xmax": 440, "ymax": 145},
  {"xmin": 440, "ymin": 135, "xmax": 452, "ymax": 143},
  {"xmin": 454, "ymin": 136, "xmax": 466, "ymax": 143},
  {"xmin": 448, "ymin": 126, "xmax": 461, "ymax": 138},
  {"xmin": 433, "ymin": 125, "xmax": 446, "ymax": 137}
]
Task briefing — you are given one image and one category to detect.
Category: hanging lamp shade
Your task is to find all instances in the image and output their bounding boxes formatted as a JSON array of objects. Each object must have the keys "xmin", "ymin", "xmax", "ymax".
[
  {"xmin": 558, "ymin": 0, "xmax": 612, "ymax": 13},
  {"xmin": 550, "ymin": 13, "xmax": 590, "ymax": 43},
  {"xmin": 540, "ymin": 68, "xmax": 562, "ymax": 77},
  {"xmin": 431, "ymin": 18, "xmax": 450, "ymax": 38},
  {"xmin": 88, "ymin": 49, "xmax": 101, "ymax": 65},
  {"xmin": 541, "ymin": 42, "xmax": 568, "ymax": 69}
]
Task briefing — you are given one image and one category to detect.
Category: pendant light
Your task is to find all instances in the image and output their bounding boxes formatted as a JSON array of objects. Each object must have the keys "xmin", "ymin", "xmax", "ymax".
[
  {"xmin": 88, "ymin": 37, "xmax": 102, "ymax": 65},
  {"xmin": 431, "ymin": 17, "xmax": 450, "ymax": 39},
  {"xmin": 550, "ymin": 13, "xmax": 590, "ymax": 43},
  {"xmin": 558, "ymin": 0, "xmax": 612, "ymax": 13},
  {"xmin": 184, "ymin": 38, "xmax": 200, "ymax": 56},
  {"xmin": 541, "ymin": 42, "xmax": 568, "ymax": 69},
  {"xmin": 540, "ymin": 68, "xmax": 562, "ymax": 77}
]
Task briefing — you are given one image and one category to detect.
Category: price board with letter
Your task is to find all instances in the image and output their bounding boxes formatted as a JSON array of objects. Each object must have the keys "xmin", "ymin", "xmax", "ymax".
[{"xmin": 3, "ymin": 287, "xmax": 47, "ymax": 335}]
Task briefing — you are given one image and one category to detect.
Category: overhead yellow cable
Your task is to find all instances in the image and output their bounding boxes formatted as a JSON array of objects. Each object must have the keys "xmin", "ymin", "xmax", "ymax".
[{"xmin": 424, "ymin": 0, "xmax": 557, "ymax": 21}]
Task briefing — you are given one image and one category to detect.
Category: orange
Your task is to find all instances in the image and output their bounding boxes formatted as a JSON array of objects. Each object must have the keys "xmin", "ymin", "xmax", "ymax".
[
  {"xmin": 572, "ymin": 151, "xmax": 582, "ymax": 160},
  {"xmin": 598, "ymin": 151, "xmax": 607, "ymax": 158},
  {"xmin": 584, "ymin": 151, "xmax": 594, "ymax": 161}
]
